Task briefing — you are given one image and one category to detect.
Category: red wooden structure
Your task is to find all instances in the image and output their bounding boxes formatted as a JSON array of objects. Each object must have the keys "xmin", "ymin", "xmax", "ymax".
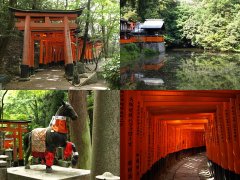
[
  {"xmin": 120, "ymin": 36, "xmax": 164, "ymax": 44},
  {"xmin": 10, "ymin": 7, "xmax": 102, "ymax": 80},
  {"xmin": 120, "ymin": 90, "xmax": 240, "ymax": 179},
  {"xmin": 0, "ymin": 120, "xmax": 31, "ymax": 162}
]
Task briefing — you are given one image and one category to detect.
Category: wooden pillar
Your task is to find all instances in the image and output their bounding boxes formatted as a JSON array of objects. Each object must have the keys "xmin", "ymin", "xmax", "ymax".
[
  {"xmin": 39, "ymin": 40, "xmax": 44, "ymax": 67},
  {"xmin": 64, "ymin": 15, "xmax": 73, "ymax": 78},
  {"xmin": 18, "ymin": 124, "xmax": 23, "ymax": 161},
  {"xmin": 21, "ymin": 15, "xmax": 31, "ymax": 79},
  {"xmin": 216, "ymin": 104, "xmax": 228, "ymax": 170},
  {"xmin": 223, "ymin": 102, "xmax": 234, "ymax": 172},
  {"xmin": 29, "ymin": 33, "xmax": 34, "ymax": 75},
  {"xmin": 233, "ymin": 96, "xmax": 240, "ymax": 174},
  {"xmin": 45, "ymin": 41, "xmax": 49, "ymax": 65},
  {"xmin": 13, "ymin": 131, "xmax": 17, "ymax": 163}
]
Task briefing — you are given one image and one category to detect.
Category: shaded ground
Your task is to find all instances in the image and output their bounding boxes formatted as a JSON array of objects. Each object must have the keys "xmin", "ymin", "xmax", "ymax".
[
  {"xmin": 157, "ymin": 153, "xmax": 213, "ymax": 180},
  {"xmin": 5, "ymin": 67, "xmax": 108, "ymax": 90}
]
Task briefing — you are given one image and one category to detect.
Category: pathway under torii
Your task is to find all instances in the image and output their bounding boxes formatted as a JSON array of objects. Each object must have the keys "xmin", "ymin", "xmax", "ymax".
[
  {"xmin": 9, "ymin": 7, "xmax": 102, "ymax": 80},
  {"xmin": 120, "ymin": 90, "xmax": 240, "ymax": 180}
]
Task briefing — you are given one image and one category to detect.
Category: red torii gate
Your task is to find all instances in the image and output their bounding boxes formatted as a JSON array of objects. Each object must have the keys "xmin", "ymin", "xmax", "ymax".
[
  {"xmin": 0, "ymin": 119, "xmax": 31, "ymax": 165},
  {"xmin": 9, "ymin": 7, "xmax": 102, "ymax": 80}
]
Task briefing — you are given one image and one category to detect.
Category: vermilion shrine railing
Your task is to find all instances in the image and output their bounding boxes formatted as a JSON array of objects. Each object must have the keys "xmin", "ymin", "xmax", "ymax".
[{"xmin": 9, "ymin": 7, "xmax": 102, "ymax": 80}]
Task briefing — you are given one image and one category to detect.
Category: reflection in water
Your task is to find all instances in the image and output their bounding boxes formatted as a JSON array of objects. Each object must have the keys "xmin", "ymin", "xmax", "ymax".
[{"xmin": 120, "ymin": 51, "xmax": 240, "ymax": 90}]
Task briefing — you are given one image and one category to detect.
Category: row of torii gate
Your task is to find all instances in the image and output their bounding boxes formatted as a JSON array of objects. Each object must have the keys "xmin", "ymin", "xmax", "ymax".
[
  {"xmin": 121, "ymin": 90, "xmax": 240, "ymax": 180},
  {"xmin": 9, "ymin": 7, "xmax": 102, "ymax": 79}
]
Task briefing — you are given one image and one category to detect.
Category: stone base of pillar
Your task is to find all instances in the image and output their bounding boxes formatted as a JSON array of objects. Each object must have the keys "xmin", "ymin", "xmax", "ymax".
[
  {"xmin": 29, "ymin": 67, "xmax": 35, "ymax": 76},
  {"xmin": 20, "ymin": 65, "xmax": 30, "ymax": 81},
  {"xmin": 65, "ymin": 63, "xmax": 74, "ymax": 80},
  {"xmin": 18, "ymin": 159, "xmax": 24, "ymax": 166},
  {"xmin": 38, "ymin": 64, "xmax": 47, "ymax": 69},
  {"xmin": 59, "ymin": 60, "xmax": 65, "ymax": 66}
]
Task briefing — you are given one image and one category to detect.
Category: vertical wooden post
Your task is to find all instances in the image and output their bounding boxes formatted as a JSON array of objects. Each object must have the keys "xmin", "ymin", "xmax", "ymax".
[
  {"xmin": 216, "ymin": 104, "xmax": 228, "ymax": 170},
  {"xmin": 39, "ymin": 40, "xmax": 44, "ymax": 67},
  {"xmin": 64, "ymin": 15, "xmax": 73, "ymax": 78},
  {"xmin": 18, "ymin": 124, "xmax": 23, "ymax": 161},
  {"xmin": 21, "ymin": 15, "xmax": 31, "ymax": 80},
  {"xmin": 44, "ymin": 41, "xmax": 49, "ymax": 65},
  {"xmin": 233, "ymin": 96, "xmax": 240, "ymax": 174},
  {"xmin": 29, "ymin": 33, "xmax": 34, "ymax": 75},
  {"xmin": 223, "ymin": 102, "xmax": 234, "ymax": 172},
  {"xmin": 13, "ymin": 131, "xmax": 17, "ymax": 163}
]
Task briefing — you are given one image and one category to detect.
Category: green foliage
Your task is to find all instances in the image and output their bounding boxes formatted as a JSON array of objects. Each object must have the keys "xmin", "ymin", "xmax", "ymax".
[
  {"xmin": 91, "ymin": 0, "xmax": 120, "ymax": 58},
  {"xmin": 122, "ymin": 8, "xmax": 139, "ymax": 22},
  {"xmin": 120, "ymin": 43, "xmax": 141, "ymax": 67},
  {"xmin": 3, "ymin": 90, "xmax": 67, "ymax": 130},
  {"xmin": 177, "ymin": 1, "xmax": 240, "ymax": 51},
  {"xmin": 121, "ymin": 0, "xmax": 240, "ymax": 52},
  {"xmin": 102, "ymin": 54, "xmax": 120, "ymax": 89},
  {"xmin": 143, "ymin": 48, "xmax": 159, "ymax": 56},
  {"xmin": 120, "ymin": 43, "xmax": 160, "ymax": 68}
]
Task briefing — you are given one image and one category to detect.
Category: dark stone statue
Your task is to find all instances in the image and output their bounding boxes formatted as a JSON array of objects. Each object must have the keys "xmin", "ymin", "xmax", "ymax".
[{"xmin": 23, "ymin": 101, "xmax": 79, "ymax": 173}]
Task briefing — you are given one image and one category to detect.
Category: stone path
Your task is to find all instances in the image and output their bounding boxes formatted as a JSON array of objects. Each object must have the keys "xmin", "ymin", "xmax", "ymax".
[
  {"xmin": 162, "ymin": 153, "xmax": 214, "ymax": 180},
  {"xmin": 5, "ymin": 67, "xmax": 108, "ymax": 90}
]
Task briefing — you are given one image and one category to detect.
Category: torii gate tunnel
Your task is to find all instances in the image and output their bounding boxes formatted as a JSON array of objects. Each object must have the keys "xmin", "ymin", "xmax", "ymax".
[
  {"xmin": 9, "ymin": 7, "xmax": 102, "ymax": 79},
  {"xmin": 120, "ymin": 90, "xmax": 240, "ymax": 180}
]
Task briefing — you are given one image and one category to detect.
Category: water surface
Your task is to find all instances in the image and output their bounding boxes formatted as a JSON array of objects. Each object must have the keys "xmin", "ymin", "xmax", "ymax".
[{"xmin": 120, "ymin": 50, "xmax": 240, "ymax": 90}]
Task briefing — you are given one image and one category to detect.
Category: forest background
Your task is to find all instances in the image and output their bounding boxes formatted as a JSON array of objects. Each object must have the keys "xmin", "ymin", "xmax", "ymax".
[{"xmin": 121, "ymin": 0, "xmax": 240, "ymax": 52}]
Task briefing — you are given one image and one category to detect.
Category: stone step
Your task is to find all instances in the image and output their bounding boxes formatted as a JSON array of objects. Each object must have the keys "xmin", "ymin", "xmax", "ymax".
[
  {"xmin": 0, "ymin": 155, "xmax": 8, "ymax": 160},
  {"xmin": 0, "ymin": 160, "xmax": 7, "ymax": 167},
  {"xmin": 7, "ymin": 165, "xmax": 90, "ymax": 180}
]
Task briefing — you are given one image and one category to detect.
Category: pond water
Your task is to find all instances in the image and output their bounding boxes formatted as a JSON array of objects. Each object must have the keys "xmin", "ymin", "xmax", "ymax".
[{"xmin": 120, "ymin": 50, "xmax": 240, "ymax": 90}]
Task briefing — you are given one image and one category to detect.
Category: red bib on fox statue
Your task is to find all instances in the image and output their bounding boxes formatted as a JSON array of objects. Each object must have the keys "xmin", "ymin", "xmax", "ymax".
[{"xmin": 51, "ymin": 116, "xmax": 68, "ymax": 134}]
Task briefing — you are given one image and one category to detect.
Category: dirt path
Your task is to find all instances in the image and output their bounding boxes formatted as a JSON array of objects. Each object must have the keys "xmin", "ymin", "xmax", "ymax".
[{"xmin": 5, "ymin": 67, "xmax": 108, "ymax": 90}]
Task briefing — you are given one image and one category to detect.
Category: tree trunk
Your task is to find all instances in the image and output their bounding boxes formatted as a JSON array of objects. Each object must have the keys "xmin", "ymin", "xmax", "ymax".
[
  {"xmin": 80, "ymin": 0, "xmax": 91, "ymax": 62},
  {"xmin": 101, "ymin": 4, "xmax": 107, "ymax": 59},
  {"xmin": 1, "ymin": 90, "xmax": 8, "ymax": 120},
  {"xmin": 65, "ymin": 0, "xmax": 68, "ymax": 10},
  {"xmin": 56, "ymin": 0, "xmax": 59, "ymax": 9},
  {"xmin": 90, "ymin": 91, "xmax": 120, "ymax": 179},
  {"xmin": 32, "ymin": 0, "xmax": 37, "ymax": 9},
  {"xmin": 68, "ymin": 90, "xmax": 91, "ymax": 169},
  {"xmin": 0, "ymin": 0, "xmax": 17, "ymax": 60}
]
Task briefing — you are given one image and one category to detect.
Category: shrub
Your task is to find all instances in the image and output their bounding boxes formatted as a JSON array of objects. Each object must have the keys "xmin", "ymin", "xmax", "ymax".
[{"xmin": 102, "ymin": 54, "xmax": 120, "ymax": 89}]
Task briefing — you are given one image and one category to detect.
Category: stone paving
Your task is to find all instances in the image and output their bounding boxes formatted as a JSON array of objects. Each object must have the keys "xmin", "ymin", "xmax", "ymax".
[
  {"xmin": 5, "ymin": 67, "xmax": 108, "ymax": 90},
  {"xmin": 161, "ymin": 153, "xmax": 214, "ymax": 180}
]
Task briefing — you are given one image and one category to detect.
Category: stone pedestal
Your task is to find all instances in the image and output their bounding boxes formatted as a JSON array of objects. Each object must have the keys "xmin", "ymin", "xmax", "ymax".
[
  {"xmin": 7, "ymin": 165, "xmax": 90, "ymax": 180},
  {"xmin": 0, "ymin": 167, "xmax": 7, "ymax": 180},
  {"xmin": 0, "ymin": 160, "xmax": 7, "ymax": 180}
]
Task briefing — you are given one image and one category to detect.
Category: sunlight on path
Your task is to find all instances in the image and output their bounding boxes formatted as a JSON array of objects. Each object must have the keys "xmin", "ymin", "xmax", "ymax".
[
  {"xmin": 5, "ymin": 67, "xmax": 108, "ymax": 90},
  {"xmin": 161, "ymin": 153, "xmax": 214, "ymax": 180}
]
